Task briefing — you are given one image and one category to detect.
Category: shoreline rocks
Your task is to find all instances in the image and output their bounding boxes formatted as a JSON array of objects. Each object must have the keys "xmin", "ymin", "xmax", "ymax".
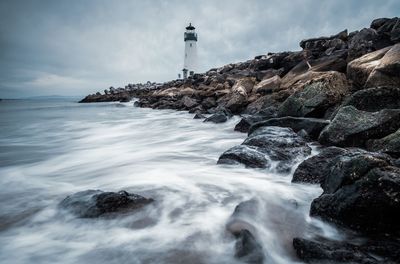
[
  {"xmin": 59, "ymin": 190, "xmax": 154, "ymax": 218},
  {"xmin": 77, "ymin": 17, "xmax": 400, "ymax": 264}
]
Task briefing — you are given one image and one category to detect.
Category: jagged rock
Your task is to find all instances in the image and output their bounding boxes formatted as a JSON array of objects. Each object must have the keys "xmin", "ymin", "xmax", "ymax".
[
  {"xmin": 249, "ymin": 117, "xmax": 330, "ymax": 140},
  {"xmin": 234, "ymin": 107, "xmax": 278, "ymax": 133},
  {"xmin": 225, "ymin": 93, "xmax": 248, "ymax": 114},
  {"xmin": 365, "ymin": 44, "xmax": 400, "ymax": 88},
  {"xmin": 340, "ymin": 86, "xmax": 400, "ymax": 112},
  {"xmin": 347, "ymin": 46, "xmax": 391, "ymax": 88},
  {"xmin": 292, "ymin": 147, "xmax": 347, "ymax": 184},
  {"xmin": 201, "ymin": 97, "xmax": 217, "ymax": 109},
  {"xmin": 293, "ymin": 238, "xmax": 400, "ymax": 264},
  {"xmin": 59, "ymin": 190, "xmax": 154, "ymax": 218},
  {"xmin": 253, "ymin": 75, "xmax": 281, "ymax": 94},
  {"xmin": 293, "ymin": 147, "xmax": 392, "ymax": 188},
  {"xmin": 203, "ymin": 111, "xmax": 229, "ymax": 124},
  {"xmin": 182, "ymin": 96, "xmax": 198, "ymax": 109},
  {"xmin": 226, "ymin": 200, "xmax": 265, "ymax": 264},
  {"xmin": 278, "ymin": 71, "xmax": 349, "ymax": 118},
  {"xmin": 347, "ymin": 44, "xmax": 400, "ymax": 89},
  {"xmin": 367, "ymin": 129, "xmax": 400, "ymax": 157},
  {"xmin": 348, "ymin": 28, "xmax": 384, "ymax": 61},
  {"xmin": 310, "ymin": 166, "xmax": 400, "ymax": 235},
  {"xmin": 319, "ymin": 106, "xmax": 400, "ymax": 147},
  {"xmin": 234, "ymin": 230, "xmax": 264, "ymax": 264},
  {"xmin": 218, "ymin": 126, "xmax": 311, "ymax": 172},
  {"xmin": 193, "ymin": 113, "xmax": 206, "ymax": 119}
]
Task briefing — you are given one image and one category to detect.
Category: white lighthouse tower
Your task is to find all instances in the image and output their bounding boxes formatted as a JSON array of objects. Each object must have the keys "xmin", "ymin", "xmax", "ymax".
[{"xmin": 183, "ymin": 23, "xmax": 198, "ymax": 79}]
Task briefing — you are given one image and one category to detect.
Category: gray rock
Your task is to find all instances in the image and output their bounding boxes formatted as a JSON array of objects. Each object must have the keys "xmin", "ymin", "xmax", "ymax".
[
  {"xmin": 319, "ymin": 106, "xmax": 400, "ymax": 147},
  {"xmin": 310, "ymin": 166, "xmax": 400, "ymax": 236},
  {"xmin": 218, "ymin": 127, "xmax": 311, "ymax": 172},
  {"xmin": 249, "ymin": 117, "xmax": 330, "ymax": 140},
  {"xmin": 59, "ymin": 190, "xmax": 154, "ymax": 218}
]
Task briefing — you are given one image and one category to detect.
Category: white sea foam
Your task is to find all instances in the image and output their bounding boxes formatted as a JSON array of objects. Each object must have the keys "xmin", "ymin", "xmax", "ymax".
[{"xmin": 0, "ymin": 99, "xmax": 339, "ymax": 263}]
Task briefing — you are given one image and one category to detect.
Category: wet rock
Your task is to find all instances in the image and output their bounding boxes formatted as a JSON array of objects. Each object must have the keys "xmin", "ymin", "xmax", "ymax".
[
  {"xmin": 292, "ymin": 147, "xmax": 347, "ymax": 184},
  {"xmin": 367, "ymin": 129, "xmax": 400, "ymax": 158},
  {"xmin": 203, "ymin": 109, "xmax": 231, "ymax": 123},
  {"xmin": 225, "ymin": 92, "xmax": 248, "ymax": 114},
  {"xmin": 278, "ymin": 71, "xmax": 349, "ymax": 118},
  {"xmin": 293, "ymin": 238, "xmax": 400, "ymax": 264},
  {"xmin": 249, "ymin": 117, "xmax": 330, "ymax": 140},
  {"xmin": 226, "ymin": 200, "xmax": 265, "ymax": 264},
  {"xmin": 340, "ymin": 86, "xmax": 400, "ymax": 113},
  {"xmin": 193, "ymin": 113, "xmax": 206, "ymax": 119},
  {"xmin": 347, "ymin": 44, "xmax": 400, "ymax": 89},
  {"xmin": 234, "ymin": 107, "xmax": 278, "ymax": 133},
  {"xmin": 182, "ymin": 96, "xmax": 198, "ymax": 109},
  {"xmin": 217, "ymin": 145, "xmax": 271, "ymax": 168},
  {"xmin": 318, "ymin": 106, "xmax": 400, "ymax": 147},
  {"xmin": 310, "ymin": 166, "xmax": 400, "ymax": 235},
  {"xmin": 234, "ymin": 230, "xmax": 264, "ymax": 264},
  {"xmin": 59, "ymin": 190, "xmax": 154, "ymax": 218},
  {"xmin": 253, "ymin": 75, "xmax": 281, "ymax": 94},
  {"xmin": 218, "ymin": 127, "xmax": 311, "ymax": 172}
]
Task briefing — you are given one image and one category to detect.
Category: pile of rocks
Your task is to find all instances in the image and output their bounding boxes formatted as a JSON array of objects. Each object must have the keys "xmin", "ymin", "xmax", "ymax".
[{"xmin": 78, "ymin": 17, "xmax": 400, "ymax": 263}]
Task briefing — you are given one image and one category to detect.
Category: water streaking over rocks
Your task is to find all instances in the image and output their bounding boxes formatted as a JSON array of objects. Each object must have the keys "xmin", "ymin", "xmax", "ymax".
[{"xmin": 0, "ymin": 99, "xmax": 340, "ymax": 264}]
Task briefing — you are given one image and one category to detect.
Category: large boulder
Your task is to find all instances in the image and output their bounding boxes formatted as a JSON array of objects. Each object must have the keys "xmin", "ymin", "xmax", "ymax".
[
  {"xmin": 340, "ymin": 86, "xmax": 400, "ymax": 112},
  {"xmin": 218, "ymin": 126, "xmax": 311, "ymax": 173},
  {"xmin": 367, "ymin": 129, "xmax": 400, "ymax": 157},
  {"xmin": 252, "ymin": 75, "xmax": 281, "ymax": 94},
  {"xmin": 365, "ymin": 44, "xmax": 400, "ymax": 88},
  {"xmin": 234, "ymin": 107, "xmax": 278, "ymax": 133},
  {"xmin": 348, "ymin": 28, "xmax": 382, "ymax": 61},
  {"xmin": 310, "ymin": 166, "xmax": 400, "ymax": 236},
  {"xmin": 59, "ymin": 190, "xmax": 154, "ymax": 218},
  {"xmin": 293, "ymin": 237, "xmax": 400, "ymax": 264},
  {"xmin": 278, "ymin": 71, "xmax": 349, "ymax": 118},
  {"xmin": 249, "ymin": 117, "xmax": 330, "ymax": 140},
  {"xmin": 203, "ymin": 111, "xmax": 230, "ymax": 124},
  {"xmin": 318, "ymin": 106, "xmax": 400, "ymax": 147},
  {"xmin": 347, "ymin": 44, "xmax": 400, "ymax": 89},
  {"xmin": 292, "ymin": 147, "xmax": 347, "ymax": 184}
]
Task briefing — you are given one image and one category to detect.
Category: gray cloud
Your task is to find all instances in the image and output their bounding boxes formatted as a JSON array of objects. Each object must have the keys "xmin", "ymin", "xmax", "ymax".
[{"xmin": 0, "ymin": 0, "xmax": 399, "ymax": 98}]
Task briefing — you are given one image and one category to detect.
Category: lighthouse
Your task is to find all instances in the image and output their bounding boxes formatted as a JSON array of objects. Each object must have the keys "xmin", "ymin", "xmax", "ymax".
[{"xmin": 183, "ymin": 23, "xmax": 198, "ymax": 79}]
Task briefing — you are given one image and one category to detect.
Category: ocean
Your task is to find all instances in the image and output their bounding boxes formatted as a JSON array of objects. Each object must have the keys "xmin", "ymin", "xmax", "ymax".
[{"xmin": 0, "ymin": 99, "xmax": 336, "ymax": 263}]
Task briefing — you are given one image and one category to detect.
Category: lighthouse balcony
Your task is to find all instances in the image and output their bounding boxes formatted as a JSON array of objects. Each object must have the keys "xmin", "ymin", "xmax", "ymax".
[{"xmin": 184, "ymin": 32, "xmax": 197, "ymax": 41}]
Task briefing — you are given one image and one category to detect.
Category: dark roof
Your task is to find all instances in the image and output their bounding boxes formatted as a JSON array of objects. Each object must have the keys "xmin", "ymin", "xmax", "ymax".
[{"xmin": 186, "ymin": 23, "xmax": 195, "ymax": 30}]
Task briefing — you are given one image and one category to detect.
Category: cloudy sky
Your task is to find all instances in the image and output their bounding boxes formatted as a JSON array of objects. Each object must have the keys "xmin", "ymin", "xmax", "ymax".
[{"xmin": 0, "ymin": 0, "xmax": 399, "ymax": 98}]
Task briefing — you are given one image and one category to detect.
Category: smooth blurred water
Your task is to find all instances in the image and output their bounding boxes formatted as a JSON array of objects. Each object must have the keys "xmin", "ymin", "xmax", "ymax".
[{"xmin": 0, "ymin": 99, "xmax": 339, "ymax": 264}]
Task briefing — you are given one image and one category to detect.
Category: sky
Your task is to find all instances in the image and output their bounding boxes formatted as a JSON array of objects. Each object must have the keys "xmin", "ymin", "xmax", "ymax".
[{"xmin": 0, "ymin": 0, "xmax": 399, "ymax": 98}]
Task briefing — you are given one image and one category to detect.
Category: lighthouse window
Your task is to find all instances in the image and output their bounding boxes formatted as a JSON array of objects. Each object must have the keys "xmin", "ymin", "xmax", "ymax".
[{"xmin": 190, "ymin": 43, "xmax": 192, "ymax": 47}]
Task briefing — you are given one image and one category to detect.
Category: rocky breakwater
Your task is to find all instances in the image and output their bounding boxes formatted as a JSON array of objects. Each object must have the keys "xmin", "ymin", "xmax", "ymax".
[{"xmin": 78, "ymin": 17, "xmax": 400, "ymax": 263}]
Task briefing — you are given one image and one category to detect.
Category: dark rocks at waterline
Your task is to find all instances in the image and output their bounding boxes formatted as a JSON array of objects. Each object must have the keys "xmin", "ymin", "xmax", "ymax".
[
  {"xmin": 293, "ymin": 237, "xmax": 400, "ymax": 264},
  {"xmin": 234, "ymin": 230, "xmax": 265, "ymax": 264},
  {"xmin": 218, "ymin": 126, "xmax": 311, "ymax": 173},
  {"xmin": 310, "ymin": 165, "xmax": 400, "ymax": 236},
  {"xmin": 226, "ymin": 200, "xmax": 265, "ymax": 264},
  {"xmin": 59, "ymin": 190, "xmax": 154, "ymax": 218},
  {"xmin": 292, "ymin": 147, "xmax": 392, "ymax": 189},
  {"xmin": 203, "ymin": 109, "xmax": 232, "ymax": 123},
  {"xmin": 292, "ymin": 147, "xmax": 347, "ymax": 184},
  {"xmin": 234, "ymin": 107, "xmax": 278, "ymax": 133},
  {"xmin": 249, "ymin": 117, "xmax": 330, "ymax": 140},
  {"xmin": 318, "ymin": 106, "xmax": 400, "ymax": 147},
  {"xmin": 367, "ymin": 129, "xmax": 400, "ymax": 157},
  {"xmin": 339, "ymin": 86, "xmax": 400, "ymax": 113},
  {"xmin": 193, "ymin": 113, "xmax": 206, "ymax": 119}
]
